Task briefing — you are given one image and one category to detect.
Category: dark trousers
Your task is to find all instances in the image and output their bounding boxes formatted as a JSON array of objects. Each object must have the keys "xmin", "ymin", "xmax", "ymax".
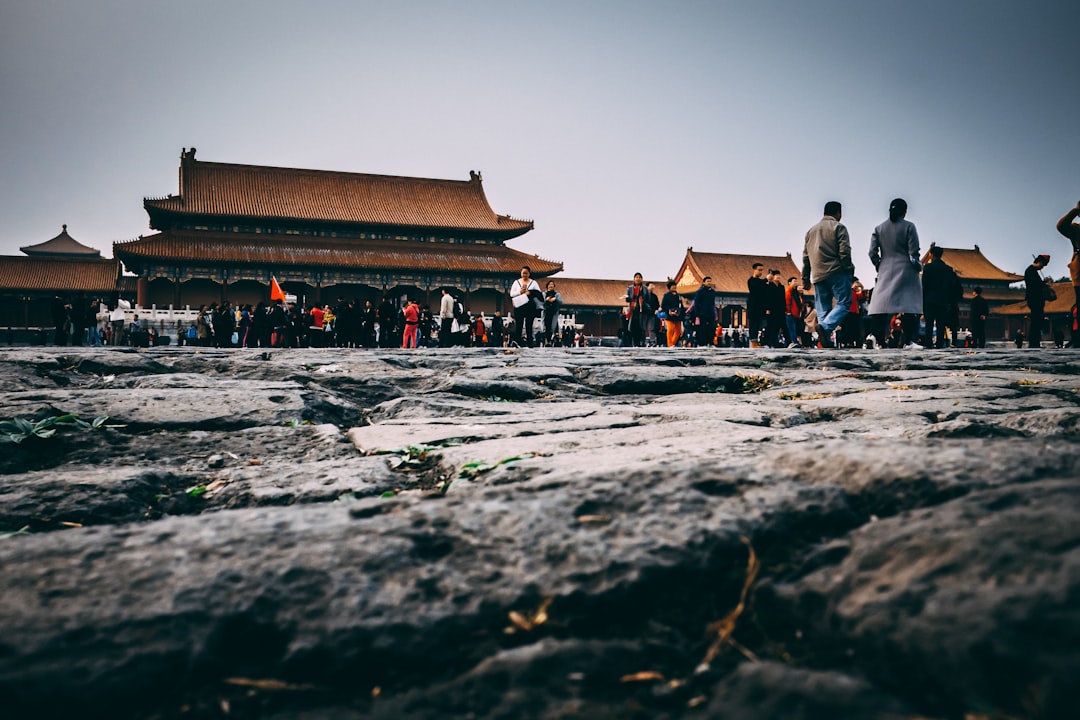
[
  {"xmin": 440, "ymin": 318, "xmax": 453, "ymax": 348},
  {"xmin": 923, "ymin": 302, "xmax": 948, "ymax": 348},
  {"xmin": 1028, "ymin": 302, "xmax": 1044, "ymax": 348},
  {"xmin": 972, "ymin": 318, "xmax": 986, "ymax": 348},
  {"xmin": 512, "ymin": 306, "xmax": 535, "ymax": 346},
  {"xmin": 696, "ymin": 320, "xmax": 717, "ymax": 347}
]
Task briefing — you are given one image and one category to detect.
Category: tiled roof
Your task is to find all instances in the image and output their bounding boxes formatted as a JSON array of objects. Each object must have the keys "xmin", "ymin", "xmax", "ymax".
[
  {"xmin": 113, "ymin": 231, "xmax": 562, "ymax": 276},
  {"xmin": 675, "ymin": 249, "xmax": 803, "ymax": 295},
  {"xmin": 546, "ymin": 277, "xmax": 667, "ymax": 309},
  {"xmin": 920, "ymin": 245, "xmax": 1022, "ymax": 282},
  {"xmin": 0, "ymin": 256, "xmax": 119, "ymax": 292},
  {"xmin": 144, "ymin": 153, "xmax": 534, "ymax": 238},
  {"xmin": 20, "ymin": 225, "xmax": 102, "ymax": 257},
  {"xmin": 992, "ymin": 281, "xmax": 1074, "ymax": 315}
]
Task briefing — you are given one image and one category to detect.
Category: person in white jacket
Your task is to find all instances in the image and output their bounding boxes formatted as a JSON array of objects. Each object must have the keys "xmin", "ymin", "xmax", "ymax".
[
  {"xmin": 109, "ymin": 297, "xmax": 131, "ymax": 346},
  {"xmin": 510, "ymin": 266, "xmax": 541, "ymax": 347}
]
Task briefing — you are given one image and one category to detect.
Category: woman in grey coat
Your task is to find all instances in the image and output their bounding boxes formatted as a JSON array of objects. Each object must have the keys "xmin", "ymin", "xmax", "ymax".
[{"xmin": 868, "ymin": 198, "xmax": 923, "ymax": 348}]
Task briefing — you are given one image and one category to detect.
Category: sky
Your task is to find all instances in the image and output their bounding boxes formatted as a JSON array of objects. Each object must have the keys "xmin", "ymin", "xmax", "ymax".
[{"xmin": 1, "ymin": 0, "xmax": 1077, "ymax": 286}]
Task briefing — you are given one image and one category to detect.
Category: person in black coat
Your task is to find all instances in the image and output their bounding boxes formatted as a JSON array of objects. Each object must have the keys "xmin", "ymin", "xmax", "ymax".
[
  {"xmin": 970, "ymin": 287, "xmax": 990, "ymax": 348},
  {"xmin": 1024, "ymin": 254, "xmax": 1051, "ymax": 348},
  {"xmin": 921, "ymin": 245, "xmax": 962, "ymax": 348}
]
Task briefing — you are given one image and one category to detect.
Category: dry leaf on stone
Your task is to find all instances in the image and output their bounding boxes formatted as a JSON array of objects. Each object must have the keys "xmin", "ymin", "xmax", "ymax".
[{"xmin": 620, "ymin": 671, "xmax": 664, "ymax": 683}]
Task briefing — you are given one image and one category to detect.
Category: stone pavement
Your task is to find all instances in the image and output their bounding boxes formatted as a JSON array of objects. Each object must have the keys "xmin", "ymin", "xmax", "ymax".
[{"xmin": 1, "ymin": 346, "xmax": 1078, "ymax": 719}]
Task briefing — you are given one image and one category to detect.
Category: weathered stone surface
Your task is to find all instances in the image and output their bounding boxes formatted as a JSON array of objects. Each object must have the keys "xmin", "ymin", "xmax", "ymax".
[{"xmin": 0, "ymin": 345, "xmax": 1078, "ymax": 719}]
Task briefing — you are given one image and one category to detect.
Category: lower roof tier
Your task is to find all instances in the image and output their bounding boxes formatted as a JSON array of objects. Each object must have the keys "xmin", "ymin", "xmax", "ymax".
[{"xmin": 113, "ymin": 231, "xmax": 562, "ymax": 277}]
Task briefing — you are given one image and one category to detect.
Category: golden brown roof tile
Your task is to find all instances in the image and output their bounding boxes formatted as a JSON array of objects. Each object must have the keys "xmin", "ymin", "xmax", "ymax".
[
  {"xmin": 113, "ymin": 232, "xmax": 561, "ymax": 276},
  {"xmin": 921, "ymin": 245, "xmax": 1022, "ymax": 282},
  {"xmin": 674, "ymin": 250, "xmax": 803, "ymax": 295},
  {"xmin": 20, "ymin": 225, "xmax": 102, "ymax": 257},
  {"xmin": 0, "ymin": 256, "xmax": 119, "ymax": 293},
  {"xmin": 145, "ymin": 154, "xmax": 533, "ymax": 237}
]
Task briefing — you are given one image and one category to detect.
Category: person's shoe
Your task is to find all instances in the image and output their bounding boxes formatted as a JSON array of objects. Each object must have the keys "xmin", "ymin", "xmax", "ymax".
[
  {"xmin": 903, "ymin": 342, "xmax": 925, "ymax": 350},
  {"xmin": 787, "ymin": 342, "xmax": 801, "ymax": 349},
  {"xmin": 818, "ymin": 336, "xmax": 835, "ymax": 349}
]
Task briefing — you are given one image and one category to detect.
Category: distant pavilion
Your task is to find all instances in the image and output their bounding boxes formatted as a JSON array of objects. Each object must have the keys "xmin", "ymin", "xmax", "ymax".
[
  {"xmin": 113, "ymin": 149, "xmax": 562, "ymax": 312},
  {"xmin": 672, "ymin": 248, "xmax": 805, "ymax": 328},
  {"xmin": 0, "ymin": 225, "xmax": 123, "ymax": 329}
]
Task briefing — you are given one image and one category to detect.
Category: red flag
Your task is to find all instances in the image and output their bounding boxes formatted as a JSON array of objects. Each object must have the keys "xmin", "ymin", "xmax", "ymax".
[{"xmin": 270, "ymin": 276, "xmax": 286, "ymax": 301}]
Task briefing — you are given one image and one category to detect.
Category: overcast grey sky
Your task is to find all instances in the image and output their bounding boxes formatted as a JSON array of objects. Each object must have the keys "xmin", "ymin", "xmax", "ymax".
[{"xmin": 1, "ymin": 0, "xmax": 1077, "ymax": 285}]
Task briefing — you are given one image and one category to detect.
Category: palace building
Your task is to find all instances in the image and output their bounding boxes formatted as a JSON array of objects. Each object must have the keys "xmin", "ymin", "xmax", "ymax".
[{"xmin": 113, "ymin": 149, "xmax": 562, "ymax": 312}]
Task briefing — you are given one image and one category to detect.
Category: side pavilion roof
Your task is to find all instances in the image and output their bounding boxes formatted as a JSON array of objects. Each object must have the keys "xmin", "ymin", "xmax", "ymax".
[
  {"xmin": 673, "ymin": 249, "xmax": 803, "ymax": 296},
  {"xmin": 921, "ymin": 244, "xmax": 1022, "ymax": 282},
  {"xmin": 20, "ymin": 225, "xmax": 102, "ymax": 257}
]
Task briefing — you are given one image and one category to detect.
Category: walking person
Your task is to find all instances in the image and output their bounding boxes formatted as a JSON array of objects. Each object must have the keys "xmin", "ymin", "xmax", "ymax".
[
  {"xmin": 510, "ymin": 266, "xmax": 541, "ymax": 347},
  {"xmin": 802, "ymin": 200, "xmax": 854, "ymax": 349},
  {"xmin": 1025, "ymin": 254, "xmax": 1052, "ymax": 348},
  {"xmin": 867, "ymin": 198, "xmax": 923, "ymax": 349}
]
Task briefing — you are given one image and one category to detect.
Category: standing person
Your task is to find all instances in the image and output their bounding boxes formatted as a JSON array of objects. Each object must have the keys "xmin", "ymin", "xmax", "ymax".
[
  {"xmin": 693, "ymin": 276, "xmax": 718, "ymax": 347},
  {"xmin": 970, "ymin": 287, "xmax": 989, "ymax": 348},
  {"xmin": 542, "ymin": 280, "xmax": 563, "ymax": 346},
  {"xmin": 360, "ymin": 300, "xmax": 378, "ymax": 348},
  {"xmin": 764, "ymin": 270, "xmax": 787, "ymax": 347},
  {"xmin": 784, "ymin": 277, "xmax": 804, "ymax": 348},
  {"xmin": 489, "ymin": 311, "xmax": 505, "ymax": 347},
  {"xmin": 660, "ymin": 280, "xmax": 684, "ymax": 347},
  {"xmin": 1024, "ymin": 254, "xmax": 1052, "ymax": 348},
  {"xmin": 839, "ymin": 278, "xmax": 865, "ymax": 348},
  {"xmin": 439, "ymin": 289, "xmax": 456, "ymax": 348},
  {"xmin": 109, "ymin": 296, "xmax": 130, "ymax": 346},
  {"xmin": 802, "ymin": 200, "xmax": 854, "ymax": 349},
  {"xmin": 624, "ymin": 273, "xmax": 652, "ymax": 347},
  {"xmin": 867, "ymin": 198, "xmax": 923, "ymax": 349},
  {"xmin": 921, "ymin": 245, "xmax": 961, "ymax": 348},
  {"xmin": 510, "ymin": 266, "xmax": 541, "ymax": 347},
  {"xmin": 377, "ymin": 296, "xmax": 397, "ymax": 348},
  {"xmin": 401, "ymin": 299, "xmax": 420, "ymax": 349},
  {"xmin": 746, "ymin": 263, "xmax": 768, "ymax": 346}
]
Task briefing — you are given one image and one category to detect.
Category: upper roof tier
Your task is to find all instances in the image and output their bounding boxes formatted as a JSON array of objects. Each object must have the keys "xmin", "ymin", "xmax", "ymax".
[
  {"xmin": 143, "ymin": 149, "xmax": 534, "ymax": 239},
  {"xmin": 20, "ymin": 225, "xmax": 102, "ymax": 257}
]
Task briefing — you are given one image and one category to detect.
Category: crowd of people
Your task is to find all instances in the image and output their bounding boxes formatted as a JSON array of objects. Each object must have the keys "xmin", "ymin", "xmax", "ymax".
[{"xmin": 38, "ymin": 200, "xmax": 1080, "ymax": 351}]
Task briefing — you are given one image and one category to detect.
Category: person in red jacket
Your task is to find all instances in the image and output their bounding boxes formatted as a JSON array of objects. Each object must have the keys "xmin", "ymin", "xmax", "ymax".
[{"xmin": 401, "ymin": 299, "xmax": 421, "ymax": 349}]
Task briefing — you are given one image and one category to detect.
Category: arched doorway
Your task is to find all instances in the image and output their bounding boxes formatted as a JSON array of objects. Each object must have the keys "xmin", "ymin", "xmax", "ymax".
[
  {"xmin": 228, "ymin": 279, "xmax": 266, "ymax": 308},
  {"xmin": 179, "ymin": 279, "xmax": 222, "ymax": 308}
]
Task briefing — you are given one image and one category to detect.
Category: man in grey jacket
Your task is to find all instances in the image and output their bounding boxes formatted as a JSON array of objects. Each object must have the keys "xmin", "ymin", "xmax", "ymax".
[{"xmin": 802, "ymin": 201, "xmax": 854, "ymax": 348}]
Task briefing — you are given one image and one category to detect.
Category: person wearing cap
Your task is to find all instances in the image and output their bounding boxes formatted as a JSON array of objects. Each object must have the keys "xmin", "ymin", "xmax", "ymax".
[
  {"xmin": 1024, "ymin": 254, "xmax": 1052, "ymax": 348},
  {"xmin": 867, "ymin": 198, "xmax": 923, "ymax": 349}
]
